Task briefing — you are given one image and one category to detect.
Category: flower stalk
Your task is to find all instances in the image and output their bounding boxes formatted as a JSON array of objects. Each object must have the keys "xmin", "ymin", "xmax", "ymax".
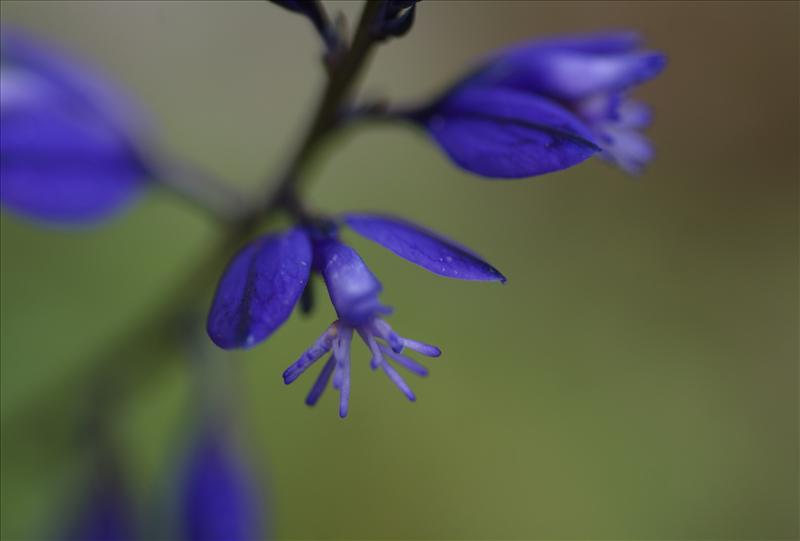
[{"xmin": 3, "ymin": 0, "xmax": 391, "ymax": 456}]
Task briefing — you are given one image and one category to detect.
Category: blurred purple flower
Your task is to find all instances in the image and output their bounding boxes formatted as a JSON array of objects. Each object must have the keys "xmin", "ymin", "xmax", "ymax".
[
  {"xmin": 0, "ymin": 27, "xmax": 150, "ymax": 224},
  {"xmin": 207, "ymin": 214, "xmax": 503, "ymax": 416},
  {"xmin": 179, "ymin": 425, "xmax": 263, "ymax": 541},
  {"xmin": 412, "ymin": 31, "xmax": 665, "ymax": 177},
  {"xmin": 66, "ymin": 455, "xmax": 135, "ymax": 541}
]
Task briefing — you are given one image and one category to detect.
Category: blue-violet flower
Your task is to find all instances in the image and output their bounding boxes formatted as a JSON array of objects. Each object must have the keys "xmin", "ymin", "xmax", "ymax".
[
  {"xmin": 0, "ymin": 27, "xmax": 150, "ymax": 224},
  {"xmin": 412, "ymin": 31, "xmax": 666, "ymax": 177},
  {"xmin": 207, "ymin": 213, "xmax": 504, "ymax": 417},
  {"xmin": 178, "ymin": 424, "xmax": 263, "ymax": 541}
]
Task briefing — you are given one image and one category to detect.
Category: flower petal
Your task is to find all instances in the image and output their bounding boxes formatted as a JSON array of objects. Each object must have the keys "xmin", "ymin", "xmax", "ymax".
[
  {"xmin": 305, "ymin": 355, "xmax": 336, "ymax": 406},
  {"xmin": 417, "ymin": 86, "xmax": 599, "ymax": 178},
  {"xmin": 1, "ymin": 107, "xmax": 146, "ymax": 224},
  {"xmin": 180, "ymin": 426, "xmax": 263, "ymax": 541},
  {"xmin": 0, "ymin": 27, "xmax": 149, "ymax": 225},
  {"xmin": 345, "ymin": 213, "xmax": 506, "ymax": 282},
  {"xmin": 617, "ymin": 99, "xmax": 652, "ymax": 128},
  {"xmin": 1, "ymin": 27, "xmax": 148, "ymax": 135},
  {"xmin": 487, "ymin": 47, "xmax": 666, "ymax": 100},
  {"xmin": 597, "ymin": 124, "xmax": 655, "ymax": 175},
  {"xmin": 379, "ymin": 345, "xmax": 428, "ymax": 377},
  {"xmin": 207, "ymin": 228, "xmax": 312, "ymax": 349}
]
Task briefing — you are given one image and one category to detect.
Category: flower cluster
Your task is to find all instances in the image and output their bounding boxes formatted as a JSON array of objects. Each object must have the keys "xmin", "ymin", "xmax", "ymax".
[
  {"xmin": 410, "ymin": 31, "xmax": 666, "ymax": 177},
  {"xmin": 0, "ymin": 4, "xmax": 665, "ymax": 419},
  {"xmin": 208, "ymin": 214, "xmax": 504, "ymax": 417}
]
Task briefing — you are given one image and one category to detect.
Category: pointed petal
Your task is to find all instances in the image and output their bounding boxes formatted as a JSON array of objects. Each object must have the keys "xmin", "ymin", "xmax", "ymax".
[
  {"xmin": 379, "ymin": 361, "xmax": 416, "ymax": 401},
  {"xmin": 338, "ymin": 353, "xmax": 351, "ymax": 418},
  {"xmin": 419, "ymin": 86, "xmax": 599, "ymax": 179},
  {"xmin": 207, "ymin": 228, "xmax": 312, "ymax": 349},
  {"xmin": 358, "ymin": 329, "xmax": 385, "ymax": 370},
  {"xmin": 403, "ymin": 338, "xmax": 441, "ymax": 358},
  {"xmin": 283, "ymin": 328, "xmax": 334, "ymax": 384},
  {"xmin": 305, "ymin": 355, "xmax": 336, "ymax": 406},
  {"xmin": 380, "ymin": 345, "xmax": 428, "ymax": 377},
  {"xmin": 346, "ymin": 213, "xmax": 506, "ymax": 282},
  {"xmin": 370, "ymin": 319, "xmax": 404, "ymax": 353}
]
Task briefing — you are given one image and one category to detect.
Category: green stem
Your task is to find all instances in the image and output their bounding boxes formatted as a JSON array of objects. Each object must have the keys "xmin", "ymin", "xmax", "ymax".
[
  {"xmin": 153, "ymin": 155, "xmax": 248, "ymax": 223},
  {"xmin": 2, "ymin": 0, "xmax": 388, "ymax": 465}
]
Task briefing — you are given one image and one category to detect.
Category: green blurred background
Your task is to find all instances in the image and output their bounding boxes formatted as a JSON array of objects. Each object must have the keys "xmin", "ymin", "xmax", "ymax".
[{"xmin": 1, "ymin": 1, "xmax": 797, "ymax": 539}]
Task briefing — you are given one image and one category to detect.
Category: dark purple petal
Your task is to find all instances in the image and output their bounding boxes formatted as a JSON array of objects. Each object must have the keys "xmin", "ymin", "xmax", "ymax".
[
  {"xmin": 379, "ymin": 359, "xmax": 416, "ymax": 401},
  {"xmin": 0, "ymin": 27, "xmax": 149, "ymax": 224},
  {"xmin": 417, "ymin": 86, "xmax": 599, "ymax": 178},
  {"xmin": 380, "ymin": 345, "xmax": 428, "ymax": 377},
  {"xmin": 207, "ymin": 228, "xmax": 312, "ymax": 349},
  {"xmin": 1, "ymin": 107, "xmax": 145, "ymax": 223},
  {"xmin": 305, "ymin": 355, "xmax": 336, "ymax": 406},
  {"xmin": 345, "ymin": 213, "xmax": 506, "ymax": 282},
  {"xmin": 180, "ymin": 427, "xmax": 263, "ymax": 541}
]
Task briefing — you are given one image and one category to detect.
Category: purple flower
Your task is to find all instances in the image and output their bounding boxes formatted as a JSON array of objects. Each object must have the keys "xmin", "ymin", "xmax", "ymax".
[
  {"xmin": 413, "ymin": 31, "xmax": 665, "ymax": 177},
  {"xmin": 411, "ymin": 85, "xmax": 601, "ymax": 179},
  {"xmin": 207, "ymin": 227, "xmax": 313, "ymax": 350},
  {"xmin": 207, "ymin": 213, "xmax": 504, "ymax": 416},
  {"xmin": 178, "ymin": 425, "xmax": 263, "ymax": 541},
  {"xmin": 0, "ymin": 27, "xmax": 150, "ymax": 225}
]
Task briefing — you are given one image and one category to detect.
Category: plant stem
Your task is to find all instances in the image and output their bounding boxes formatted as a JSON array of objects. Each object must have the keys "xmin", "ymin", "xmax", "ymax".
[
  {"xmin": 154, "ymin": 155, "xmax": 248, "ymax": 223},
  {"xmin": 260, "ymin": 0, "xmax": 384, "ymax": 214},
  {"xmin": 3, "ymin": 0, "xmax": 388, "ymax": 466}
]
